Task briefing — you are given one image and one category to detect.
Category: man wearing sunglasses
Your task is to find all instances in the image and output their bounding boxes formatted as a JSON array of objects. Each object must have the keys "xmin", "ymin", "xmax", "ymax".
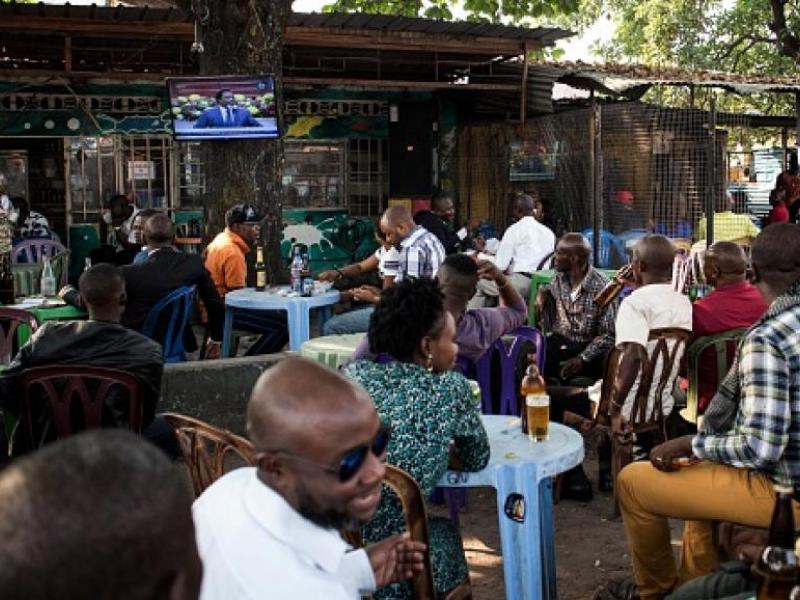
[{"xmin": 192, "ymin": 357, "xmax": 426, "ymax": 600}]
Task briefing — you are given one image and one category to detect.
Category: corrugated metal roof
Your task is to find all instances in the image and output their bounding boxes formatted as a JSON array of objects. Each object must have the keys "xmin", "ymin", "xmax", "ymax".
[{"xmin": 1, "ymin": 1, "xmax": 187, "ymax": 21}]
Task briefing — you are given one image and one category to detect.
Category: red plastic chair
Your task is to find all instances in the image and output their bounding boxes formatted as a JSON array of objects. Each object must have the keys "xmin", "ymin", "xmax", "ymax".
[
  {"xmin": 0, "ymin": 308, "xmax": 39, "ymax": 364},
  {"xmin": 20, "ymin": 366, "xmax": 143, "ymax": 447}
]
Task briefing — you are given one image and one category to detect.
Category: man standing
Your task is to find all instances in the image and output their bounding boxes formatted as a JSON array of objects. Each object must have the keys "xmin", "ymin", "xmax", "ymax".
[
  {"xmin": 379, "ymin": 205, "xmax": 445, "ymax": 281},
  {"xmin": 194, "ymin": 89, "xmax": 262, "ymax": 128},
  {"xmin": 469, "ymin": 193, "xmax": 555, "ymax": 308},
  {"xmin": 690, "ymin": 241, "xmax": 767, "ymax": 413},
  {"xmin": 193, "ymin": 357, "xmax": 426, "ymax": 600},
  {"xmin": 608, "ymin": 223, "xmax": 800, "ymax": 600},
  {"xmin": 203, "ymin": 204, "xmax": 288, "ymax": 355},
  {"xmin": 122, "ymin": 213, "xmax": 225, "ymax": 359},
  {"xmin": 537, "ymin": 233, "xmax": 617, "ymax": 384},
  {"xmin": 413, "ymin": 195, "xmax": 473, "ymax": 255}
]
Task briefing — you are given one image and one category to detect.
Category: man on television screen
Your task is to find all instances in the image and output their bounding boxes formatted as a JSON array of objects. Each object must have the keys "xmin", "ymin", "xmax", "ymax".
[{"xmin": 194, "ymin": 89, "xmax": 262, "ymax": 128}]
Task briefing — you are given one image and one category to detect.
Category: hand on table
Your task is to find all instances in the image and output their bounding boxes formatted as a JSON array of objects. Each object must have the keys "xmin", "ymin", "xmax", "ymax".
[
  {"xmin": 352, "ymin": 285, "xmax": 381, "ymax": 304},
  {"xmin": 366, "ymin": 532, "xmax": 427, "ymax": 588},
  {"xmin": 318, "ymin": 270, "xmax": 339, "ymax": 282},
  {"xmin": 649, "ymin": 435, "xmax": 695, "ymax": 472},
  {"xmin": 559, "ymin": 356, "xmax": 585, "ymax": 380}
]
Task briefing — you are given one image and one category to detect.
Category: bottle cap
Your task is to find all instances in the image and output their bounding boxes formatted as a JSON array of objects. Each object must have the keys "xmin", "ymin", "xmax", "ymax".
[{"xmin": 775, "ymin": 484, "xmax": 794, "ymax": 494}]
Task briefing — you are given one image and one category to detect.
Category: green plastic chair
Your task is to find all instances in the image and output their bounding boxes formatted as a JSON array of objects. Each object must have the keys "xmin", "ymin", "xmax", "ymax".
[{"xmin": 682, "ymin": 328, "xmax": 746, "ymax": 425}]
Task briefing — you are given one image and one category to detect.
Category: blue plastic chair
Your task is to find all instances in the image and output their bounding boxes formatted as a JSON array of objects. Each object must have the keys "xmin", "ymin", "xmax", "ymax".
[
  {"xmin": 141, "ymin": 285, "xmax": 196, "ymax": 363},
  {"xmin": 582, "ymin": 228, "xmax": 628, "ymax": 268}
]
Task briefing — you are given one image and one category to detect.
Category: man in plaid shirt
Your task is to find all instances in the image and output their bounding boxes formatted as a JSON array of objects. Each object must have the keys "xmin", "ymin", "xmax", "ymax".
[
  {"xmin": 606, "ymin": 223, "xmax": 800, "ymax": 600},
  {"xmin": 379, "ymin": 205, "xmax": 445, "ymax": 282}
]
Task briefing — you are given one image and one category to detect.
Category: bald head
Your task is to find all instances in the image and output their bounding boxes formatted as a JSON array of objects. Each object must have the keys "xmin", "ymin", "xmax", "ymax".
[
  {"xmin": 144, "ymin": 212, "xmax": 174, "ymax": 247},
  {"xmin": 633, "ymin": 234, "xmax": 676, "ymax": 283},
  {"xmin": 380, "ymin": 205, "xmax": 416, "ymax": 246},
  {"xmin": 247, "ymin": 357, "xmax": 375, "ymax": 453},
  {"xmin": 704, "ymin": 241, "xmax": 747, "ymax": 287},
  {"xmin": 382, "ymin": 205, "xmax": 413, "ymax": 228},
  {"xmin": 751, "ymin": 223, "xmax": 800, "ymax": 301}
]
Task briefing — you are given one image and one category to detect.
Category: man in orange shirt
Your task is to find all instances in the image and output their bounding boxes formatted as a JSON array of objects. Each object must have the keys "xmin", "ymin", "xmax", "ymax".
[{"xmin": 204, "ymin": 204, "xmax": 288, "ymax": 355}]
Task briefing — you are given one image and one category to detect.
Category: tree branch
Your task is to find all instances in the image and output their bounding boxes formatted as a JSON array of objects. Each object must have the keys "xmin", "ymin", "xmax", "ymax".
[{"xmin": 769, "ymin": 0, "xmax": 800, "ymax": 64}]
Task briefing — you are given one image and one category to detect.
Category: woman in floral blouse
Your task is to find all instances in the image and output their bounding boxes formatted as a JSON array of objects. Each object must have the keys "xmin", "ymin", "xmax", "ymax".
[{"xmin": 344, "ymin": 277, "xmax": 489, "ymax": 600}]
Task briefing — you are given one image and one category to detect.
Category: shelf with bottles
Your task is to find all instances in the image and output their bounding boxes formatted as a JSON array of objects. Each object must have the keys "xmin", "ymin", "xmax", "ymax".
[{"xmin": 172, "ymin": 208, "xmax": 204, "ymax": 255}]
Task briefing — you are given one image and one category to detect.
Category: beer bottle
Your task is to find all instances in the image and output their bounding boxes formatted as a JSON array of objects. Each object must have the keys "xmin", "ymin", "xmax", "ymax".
[
  {"xmin": 519, "ymin": 355, "xmax": 546, "ymax": 436},
  {"xmin": 255, "ymin": 245, "xmax": 267, "ymax": 292},
  {"xmin": 0, "ymin": 252, "xmax": 15, "ymax": 305},
  {"xmin": 756, "ymin": 485, "xmax": 798, "ymax": 600},
  {"xmin": 594, "ymin": 264, "xmax": 633, "ymax": 308},
  {"xmin": 769, "ymin": 485, "xmax": 796, "ymax": 549}
]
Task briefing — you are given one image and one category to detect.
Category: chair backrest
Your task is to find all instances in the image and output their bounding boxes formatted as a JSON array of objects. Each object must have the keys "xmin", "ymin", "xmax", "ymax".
[
  {"xmin": 20, "ymin": 366, "xmax": 143, "ymax": 447},
  {"xmin": 684, "ymin": 328, "xmax": 746, "ymax": 424},
  {"xmin": 474, "ymin": 326, "xmax": 545, "ymax": 415},
  {"xmin": 0, "ymin": 308, "xmax": 39, "ymax": 364},
  {"xmin": 382, "ymin": 465, "xmax": 439, "ymax": 600},
  {"xmin": 11, "ymin": 239, "xmax": 66, "ymax": 264},
  {"xmin": 162, "ymin": 413, "xmax": 256, "ymax": 497},
  {"xmin": 141, "ymin": 285, "xmax": 196, "ymax": 363}
]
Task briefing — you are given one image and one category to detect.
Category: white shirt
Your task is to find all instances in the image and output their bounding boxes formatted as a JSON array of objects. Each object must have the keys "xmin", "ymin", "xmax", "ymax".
[
  {"xmin": 494, "ymin": 216, "xmax": 555, "ymax": 274},
  {"xmin": 375, "ymin": 245, "xmax": 400, "ymax": 279},
  {"xmin": 614, "ymin": 283, "xmax": 692, "ymax": 418},
  {"xmin": 193, "ymin": 468, "xmax": 376, "ymax": 600}
]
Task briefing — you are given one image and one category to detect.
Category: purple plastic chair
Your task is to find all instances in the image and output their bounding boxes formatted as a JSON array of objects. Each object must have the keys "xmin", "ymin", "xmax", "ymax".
[
  {"xmin": 11, "ymin": 239, "xmax": 66, "ymax": 265},
  {"xmin": 474, "ymin": 326, "xmax": 546, "ymax": 415}
]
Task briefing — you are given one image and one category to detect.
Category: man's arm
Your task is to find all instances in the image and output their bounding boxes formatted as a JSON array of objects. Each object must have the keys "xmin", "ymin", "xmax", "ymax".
[
  {"xmin": 319, "ymin": 254, "xmax": 379, "ymax": 283},
  {"xmin": 493, "ymin": 229, "xmax": 514, "ymax": 272},
  {"xmin": 692, "ymin": 334, "xmax": 791, "ymax": 470},
  {"xmin": 221, "ymin": 250, "xmax": 247, "ymax": 292},
  {"xmin": 197, "ymin": 262, "xmax": 225, "ymax": 342},
  {"xmin": 193, "ymin": 111, "xmax": 209, "ymax": 129},
  {"xmin": 580, "ymin": 299, "xmax": 619, "ymax": 364},
  {"xmin": 400, "ymin": 246, "xmax": 423, "ymax": 280}
]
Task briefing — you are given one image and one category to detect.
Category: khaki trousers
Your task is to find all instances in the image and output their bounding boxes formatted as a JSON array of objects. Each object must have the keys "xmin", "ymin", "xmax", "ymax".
[{"xmin": 617, "ymin": 461, "xmax": 800, "ymax": 600}]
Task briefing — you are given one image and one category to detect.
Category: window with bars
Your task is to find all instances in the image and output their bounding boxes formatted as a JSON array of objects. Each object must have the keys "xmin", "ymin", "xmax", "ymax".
[{"xmin": 347, "ymin": 138, "xmax": 388, "ymax": 217}]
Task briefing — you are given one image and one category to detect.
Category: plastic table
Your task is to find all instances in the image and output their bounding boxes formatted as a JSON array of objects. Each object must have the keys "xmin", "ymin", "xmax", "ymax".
[
  {"xmin": 300, "ymin": 333, "xmax": 365, "ymax": 370},
  {"xmin": 438, "ymin": 415, "xmax": 584, "ymax": 600},
  {"xmin": 4, "ymin": 300, "xmax": 88, "ymax": 346},
  {"xmin": 222, "ymin": 287, "xmax": 341, "ymax": 355}
]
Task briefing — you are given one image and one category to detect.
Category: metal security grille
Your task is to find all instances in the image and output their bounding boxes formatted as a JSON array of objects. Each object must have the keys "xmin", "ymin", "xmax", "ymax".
[{"xmin": 347, "ymin": 138, "xmax": 389, "ymax": 218}]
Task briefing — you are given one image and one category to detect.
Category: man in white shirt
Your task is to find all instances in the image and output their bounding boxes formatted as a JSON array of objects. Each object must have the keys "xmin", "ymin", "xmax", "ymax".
[
  {"xmin": 469, "ymin": 193, "xmax": 555, "ymax": 308},
  {"xmin": 193, "ymin": 357, "xmax": 426, "ymax": 600}
]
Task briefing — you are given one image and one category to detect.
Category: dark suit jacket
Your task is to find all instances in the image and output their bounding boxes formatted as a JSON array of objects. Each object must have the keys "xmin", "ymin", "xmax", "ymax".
[
  {"xmin": 194, "ymin": 106, "xmax": 262, "ymax": 128},
  {"xmin": 121, "ymin": 247, "xmax": 225, "ymax": 347},
  {"xmin": 414, "ymin": 210, "xmax": 464, "ymax": 254}
]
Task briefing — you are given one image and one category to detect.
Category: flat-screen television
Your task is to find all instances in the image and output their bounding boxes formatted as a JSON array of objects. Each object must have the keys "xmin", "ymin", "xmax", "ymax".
[{"xmin": 166, "ymin": 75, "xmax": 279, "ymax": 141}]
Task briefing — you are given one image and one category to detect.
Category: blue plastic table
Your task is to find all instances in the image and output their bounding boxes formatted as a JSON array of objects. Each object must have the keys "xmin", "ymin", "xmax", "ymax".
[
  {"xmin": 222, "ymin": 287, "xmax": 341, "ymax": 355},
  {"xmin": 438, "ymin": 415, "xmax": 584, "ymax": 600}
]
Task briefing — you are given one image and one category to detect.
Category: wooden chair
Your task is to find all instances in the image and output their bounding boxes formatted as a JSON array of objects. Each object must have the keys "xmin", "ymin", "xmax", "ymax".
[
  {"xmin": 162, "ymin": 412, "xmax": 256, "ymax": 497},
  {"xmin": 0, "ymin": 308, "xmax": 39, "ymax": 364},
  {"xmin": 383, "ymin": 465, "xmax": 472, "ymax": 600},
  {"xmin": 564, "ymin": 328, "xmax": 691, "ymax": 510},
  {"xmin": 681, "ymin": 328, "xmax": 746, "ymax": 425}
]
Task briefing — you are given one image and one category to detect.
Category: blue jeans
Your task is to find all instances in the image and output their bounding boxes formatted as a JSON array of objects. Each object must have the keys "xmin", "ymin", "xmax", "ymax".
[
  {"xmin": 322, "ymin": 306, "xmax": 374, "ymax": 335},
  {"xmin": 233, "ymin": 308, "xmax": 289, "ymax": 355}
]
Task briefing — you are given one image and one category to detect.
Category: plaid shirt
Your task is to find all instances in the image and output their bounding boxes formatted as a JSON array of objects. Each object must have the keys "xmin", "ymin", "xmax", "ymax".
[
  {"xmin": 540, "ymin": 267, "xmax": 618, "ymax": 363},
  {"xmin": 694, "ymin": 279, "xmax": 800, "ymax": 487},
  {"xmin": 396, "ymin": 225, "xmax": 446, "ymax": 282}
]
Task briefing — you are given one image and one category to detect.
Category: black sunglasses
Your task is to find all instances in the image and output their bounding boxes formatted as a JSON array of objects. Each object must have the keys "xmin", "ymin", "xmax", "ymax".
[{"xmin": 261, "ymin": 423, "xmax": 392, "ymax": 482}]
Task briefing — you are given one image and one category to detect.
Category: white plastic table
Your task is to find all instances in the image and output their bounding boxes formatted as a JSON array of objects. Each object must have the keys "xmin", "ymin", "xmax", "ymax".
[
  {"xmin": 300, "ymin": 333, "xmax": 366, "ymax": 370},
  {"xmin": 222, "ymin": 287, "xmax": 341, "ymax": 355},
  {"xmin": 438, "ymin": 415, "xmax": 584, "ymax": 600}
]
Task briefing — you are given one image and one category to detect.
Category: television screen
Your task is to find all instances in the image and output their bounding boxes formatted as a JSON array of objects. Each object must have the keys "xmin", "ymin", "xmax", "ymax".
[{"xmin": 166, "ymin": 75, "xmax": 279, "ymax": 141}]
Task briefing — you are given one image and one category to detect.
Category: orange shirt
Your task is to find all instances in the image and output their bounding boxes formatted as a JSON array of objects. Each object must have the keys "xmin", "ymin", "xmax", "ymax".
[{"xmin": 203, "ymin": 228, "xmax": 250, "ymax": 297}]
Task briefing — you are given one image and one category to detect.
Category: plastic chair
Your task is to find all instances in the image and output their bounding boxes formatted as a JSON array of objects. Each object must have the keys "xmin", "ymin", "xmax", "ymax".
[
  {"xmin": 581, "ymin": 228, "xmax": 627, "ymax": 268},
  {"xmin": 474, "ymin": 326, "xmax": 545, "ymax": 416},
  {"xmin": 383, "ymin": 465, "xmax": 472, "ymax": 600},
  {"xmin": 140, "ymin": 285, "xmax": 196, "ymax": 363},
  {"xmin": 681, "ymin": 328, "xmax": 746, "ymax": 425},
  {"xmin": 20, "ymin": 366, "xmax": 143, "ymax": 448},
  {"xmin": 0, "ymin": 308, "xmax": 39, "ymax": 364},
  {"xmin": 11, "ymin": 239, "xmax": 66, "ymax": 264},
  {"xmin": 162, "ymin": 413, "xmax": 256, "ymax": 497}
]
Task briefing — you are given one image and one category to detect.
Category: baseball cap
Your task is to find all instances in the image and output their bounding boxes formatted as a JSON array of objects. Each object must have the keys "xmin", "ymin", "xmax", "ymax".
[{"xmin": 226, "ymin": 204, "xmax": 262, "ymax": 226}]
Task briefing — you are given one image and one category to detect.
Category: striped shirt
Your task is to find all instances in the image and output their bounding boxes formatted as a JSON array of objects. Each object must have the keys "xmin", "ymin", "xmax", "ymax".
[
  {"xmin": 693, "ymin": 280, "xmax": 800, "ymax": 488},
  {"xmin": 395, "ymin": 225, "xmax": 445, "ymax": 282}
]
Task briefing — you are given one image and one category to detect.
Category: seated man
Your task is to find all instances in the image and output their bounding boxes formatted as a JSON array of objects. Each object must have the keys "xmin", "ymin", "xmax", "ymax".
[
  {"xmin": 608, "ymin": 223, "xmax": 800, "ymax": 600},
  {"xmin": 0, "ymin": 264, "xmax": 165, "ymax": 455},
  {"xmin": 349, "ymin": 253, "xmax": 527, "ymax": 367},
  {"xmin": 121, "ymin": 213, "xmax": 225, "ymax": 358},
  {"xmin": 379, "ymin": 205, "xmax": 445, "ymax": 281},
  {"xmin": 537, "ymin": 233, "xmax": 617, "ymax": 384},
  {"xmin": 203, "ymin": 204, "xmax": 288, "ymax": 355},
  {"xmin": 413, "ymin": 194, "xmax": 474, "ymax": 255},
  {"xmin": 0, "ymin": 429, "xmax": 201, "ymax": 600},
  {"xmin": 696, "ymin": 193, "xmax": 760, "ymax": 244},
  {"xmin": 193, "ymin": 357, "xmax": 426, "ymax": 600},
  {"xmin": 690, "ymin": 241, "xmax": 767, "ymax": 413},
  {"xmin": 317, "ymin": 228, "xmax": 399, "ymax": 336},
  {"xmin": 469, "ymin": 193, "xmax": 555, "ymax": 308}
]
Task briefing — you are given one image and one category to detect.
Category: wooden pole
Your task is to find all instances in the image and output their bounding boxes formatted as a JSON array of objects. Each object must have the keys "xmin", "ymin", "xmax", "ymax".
[{"xmin": 520, "ymin": 42, "xmax": 529, "ymax": 125}]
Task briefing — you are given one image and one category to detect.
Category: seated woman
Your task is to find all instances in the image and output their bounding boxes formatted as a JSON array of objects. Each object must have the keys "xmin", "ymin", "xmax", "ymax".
[
  {"xmin": 343, "ymin": 277, "xmax": 489, "ymax": 600},
  {"xmin": 9, "ymin": 197, "xmax": 59, "ymax": 241}
]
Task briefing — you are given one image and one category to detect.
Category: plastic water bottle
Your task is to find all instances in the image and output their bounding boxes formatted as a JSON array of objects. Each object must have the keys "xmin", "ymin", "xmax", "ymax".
[
  {"xmin": 41, "ymin": 256, "xmax": 56, "ymax": 297},
  {"xmin": 290, "ymin": 246, "xmax": 303, "ymax": 293}
]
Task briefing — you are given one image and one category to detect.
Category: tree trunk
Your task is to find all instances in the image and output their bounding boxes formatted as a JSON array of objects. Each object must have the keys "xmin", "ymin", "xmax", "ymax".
[{"xmin": 193, "ymin": 0, "xmax": 292, "ymax": 282}]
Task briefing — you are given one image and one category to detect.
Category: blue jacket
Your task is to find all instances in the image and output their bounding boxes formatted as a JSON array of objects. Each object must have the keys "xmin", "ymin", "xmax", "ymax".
[{"xmin": 194, "ymin": 106, "xmax": 261, "ymax": 128}]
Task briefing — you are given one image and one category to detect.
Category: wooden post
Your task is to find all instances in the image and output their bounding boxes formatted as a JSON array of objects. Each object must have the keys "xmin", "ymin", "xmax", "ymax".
[
  {"xmin": 64, "ymin": 36, "xmax": 72, "ymax": 73},
  {"xmin": 589, "ymin": 102, "xmax": 602, "ymax": 267},
  {"xmin": 706, "ymin": 93, "xmax": 717, "ymax": 247},
  {"xmin": 519, "ymin": 42, "xmax": 529, "ymax": 125}
]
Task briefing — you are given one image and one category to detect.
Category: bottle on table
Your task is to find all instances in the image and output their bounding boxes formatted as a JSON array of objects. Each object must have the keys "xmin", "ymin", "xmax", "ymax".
[
  {"xmin": 756, "ymin": 484, "xmax": 798, "ymax": 600},
  {"xmin": 519, "ymin": 355, "xmax": 550, "ymax": 441},
  {"xmin": 594, "ymin": 264, "xmax": 633, "ymax": 308},
  {"xmin": 40, "ymin": 256, "xmax": 56, "ymax": 298},
  {"xmin": 0, "ymin": 252, "xmax": 15, "ymax": 305},
  {"xmin": 290, "ymin": 245, "xmax": 303, "ymax": 293},
  {"xmin": 255, "ymin": 246, "xmax": 267, "ymax": 292}
]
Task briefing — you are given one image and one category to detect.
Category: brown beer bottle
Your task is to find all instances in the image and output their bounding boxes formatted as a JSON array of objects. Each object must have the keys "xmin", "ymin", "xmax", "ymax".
[
  {"xmin": 0, "ymin": 252, "xmax": 15, "ymax": 305},
  {"xmin": 593, "ymin": 265, "xmax": 633, "ymax": 308},
  {"xmin": 519, "ymin": 355, "xmax": 545, "ymax": 435},
  {"xmin": 756, "ymin": 485, "xmax": 798, "ymax": 600},
  {"xmin": 255, "ymin": 246, "xmax": 267, "ymax": 292}
]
